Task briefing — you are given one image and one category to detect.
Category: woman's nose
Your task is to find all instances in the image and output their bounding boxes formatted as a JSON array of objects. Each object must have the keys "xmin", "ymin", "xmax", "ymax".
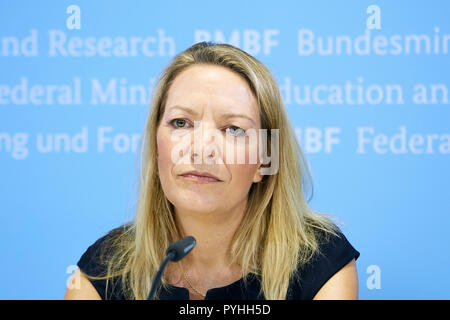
[{"xmin": 190, "ymin": 120, "xmax": 222, "ymax": 164}]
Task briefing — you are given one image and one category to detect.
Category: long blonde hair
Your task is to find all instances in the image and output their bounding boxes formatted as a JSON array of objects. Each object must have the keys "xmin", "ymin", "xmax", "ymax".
[{"xmin": 85, "ymin": 42, "xmax": 339, "ymax": 300}]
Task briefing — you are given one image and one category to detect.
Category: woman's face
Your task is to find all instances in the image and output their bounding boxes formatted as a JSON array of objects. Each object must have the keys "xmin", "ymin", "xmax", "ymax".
[{"xmin": 156, "ymin": 64, "xmax": 262, "ymax": 215}]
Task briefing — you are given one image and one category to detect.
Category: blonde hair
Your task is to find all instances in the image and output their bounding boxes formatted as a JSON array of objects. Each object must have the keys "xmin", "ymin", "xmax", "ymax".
[{"xmin": 84, "ymin": 42, "xmax": 339, "ymax": 300}]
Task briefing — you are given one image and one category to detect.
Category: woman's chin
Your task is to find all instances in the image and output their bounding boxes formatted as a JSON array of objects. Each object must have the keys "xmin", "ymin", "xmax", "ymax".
[{"xmin": 173, "ymin": 202, "xmax": 222, "ymax": 216}]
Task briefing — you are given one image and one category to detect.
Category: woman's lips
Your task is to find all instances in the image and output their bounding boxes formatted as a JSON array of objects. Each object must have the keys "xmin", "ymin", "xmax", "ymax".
[{"xmin": 179, "ymin": 174, "xmax": 222, "ymax": 183}]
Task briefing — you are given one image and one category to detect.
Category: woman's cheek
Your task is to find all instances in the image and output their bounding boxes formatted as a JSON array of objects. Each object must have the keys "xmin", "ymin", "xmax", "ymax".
[
  {"xmin": 227, "ymin": 163, "xmax": 259, "ymax": 189},
  {"xmin": 156, "ymin": 129, "xmax": 174, "ymax": 180},
  {"xmin": 223, "ymin": 136, "xmax": 259, "ymax": 165}
]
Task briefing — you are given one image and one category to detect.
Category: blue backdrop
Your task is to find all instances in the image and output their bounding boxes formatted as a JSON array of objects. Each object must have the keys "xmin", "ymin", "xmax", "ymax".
[{"xmin": 1, "ymin": 0, "xmax": 449, "ymax": 299}]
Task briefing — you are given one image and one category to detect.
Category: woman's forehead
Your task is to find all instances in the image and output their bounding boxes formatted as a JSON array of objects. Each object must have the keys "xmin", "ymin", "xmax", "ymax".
[{"xmin": 165, "ymin": 64, "xmax": 259, "ymax": 119}]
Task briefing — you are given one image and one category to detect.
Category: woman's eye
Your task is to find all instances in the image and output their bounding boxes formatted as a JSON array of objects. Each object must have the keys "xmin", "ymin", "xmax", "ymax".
[
  {"xmin": 226, "ymin": 126, "xmax": 246, "ymax": 136},
  {"xmin": 170, "ymin": 118, "xmax": 189, "ymax": 128},
  {"xmin": 170, "ymin": 120, "xmax": 244, "ymax": 136}
]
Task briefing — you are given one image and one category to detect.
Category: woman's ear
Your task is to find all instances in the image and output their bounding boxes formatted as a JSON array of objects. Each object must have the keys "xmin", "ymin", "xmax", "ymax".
[
  {"xmin": 253, "ymin": 161, "xmax": 273, "ymax": 183},
  {"xmin": 253, "ymin": 169, "xmax": 262, "ymax": 183},
  {"xmin": 252, "ymin": 163, "xmax": 265, "ymax": 183}
]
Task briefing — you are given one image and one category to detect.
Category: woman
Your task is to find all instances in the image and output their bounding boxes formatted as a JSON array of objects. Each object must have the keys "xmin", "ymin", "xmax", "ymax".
[{"xmin": 64, "ymin": 42, "xmax": 359, "ymax": 300}]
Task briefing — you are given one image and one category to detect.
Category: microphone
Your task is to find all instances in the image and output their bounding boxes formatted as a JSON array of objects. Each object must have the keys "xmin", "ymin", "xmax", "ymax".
[{"xmin": 146, "ymin": 236, "xmax": 196, "ymax": 300}]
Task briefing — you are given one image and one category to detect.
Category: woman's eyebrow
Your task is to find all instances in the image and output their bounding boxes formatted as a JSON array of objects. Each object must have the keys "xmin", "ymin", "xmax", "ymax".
[
  {"xmin": 167, "ymin": 105, "xmax": 256, "ymax": 125},
  {"xmin": 167, "ymin": 105, "xmax": 199, "ymax": 116},
  {"xmin": 220, "ymin": 113, "xmax": 256, "ymax": 125}
]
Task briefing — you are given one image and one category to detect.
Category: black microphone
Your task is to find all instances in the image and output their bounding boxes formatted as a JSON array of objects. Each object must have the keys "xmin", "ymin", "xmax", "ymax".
[{"xmin": 146, "ymin": 236, "xmax": 196, "ymax": 300}]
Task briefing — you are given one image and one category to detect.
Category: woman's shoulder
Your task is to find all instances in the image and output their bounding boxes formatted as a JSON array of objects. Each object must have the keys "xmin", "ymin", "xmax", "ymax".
[
  {"xmin": 287, "ymin": 227, "xmax": 360, "ymax": 300},
  {"xmin": 76, "ymin": 223, "xmax": 132, "ymax": 300},
  {"xmin": 77, "ymin": 223, "xmax": 131, "ymax": 267}
]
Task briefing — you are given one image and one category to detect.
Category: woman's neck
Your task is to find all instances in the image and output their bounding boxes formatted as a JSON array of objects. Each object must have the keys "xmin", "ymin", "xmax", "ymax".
[
  {"xmin": 174, "ymin": 199, "xmax": 247, "ymax": 273},
  {"xmin": 164, "ymin": 199, "xmax": 248, "ymax": 297}
]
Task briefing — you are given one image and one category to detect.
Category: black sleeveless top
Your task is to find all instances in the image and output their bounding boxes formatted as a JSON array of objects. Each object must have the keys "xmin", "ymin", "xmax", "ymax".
[{"xmin": 77, "ymin": 225, "xmax": 360, "ymax": 300}]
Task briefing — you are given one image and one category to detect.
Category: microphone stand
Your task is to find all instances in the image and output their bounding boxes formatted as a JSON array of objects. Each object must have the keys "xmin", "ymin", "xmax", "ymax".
[
  {"xmin": 146, "ymin": 236, "xmax": 196, "ymax": 300},
  {"xmin": 147, "ymin": 251, "xmax": 175, "ymax": 300}
]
